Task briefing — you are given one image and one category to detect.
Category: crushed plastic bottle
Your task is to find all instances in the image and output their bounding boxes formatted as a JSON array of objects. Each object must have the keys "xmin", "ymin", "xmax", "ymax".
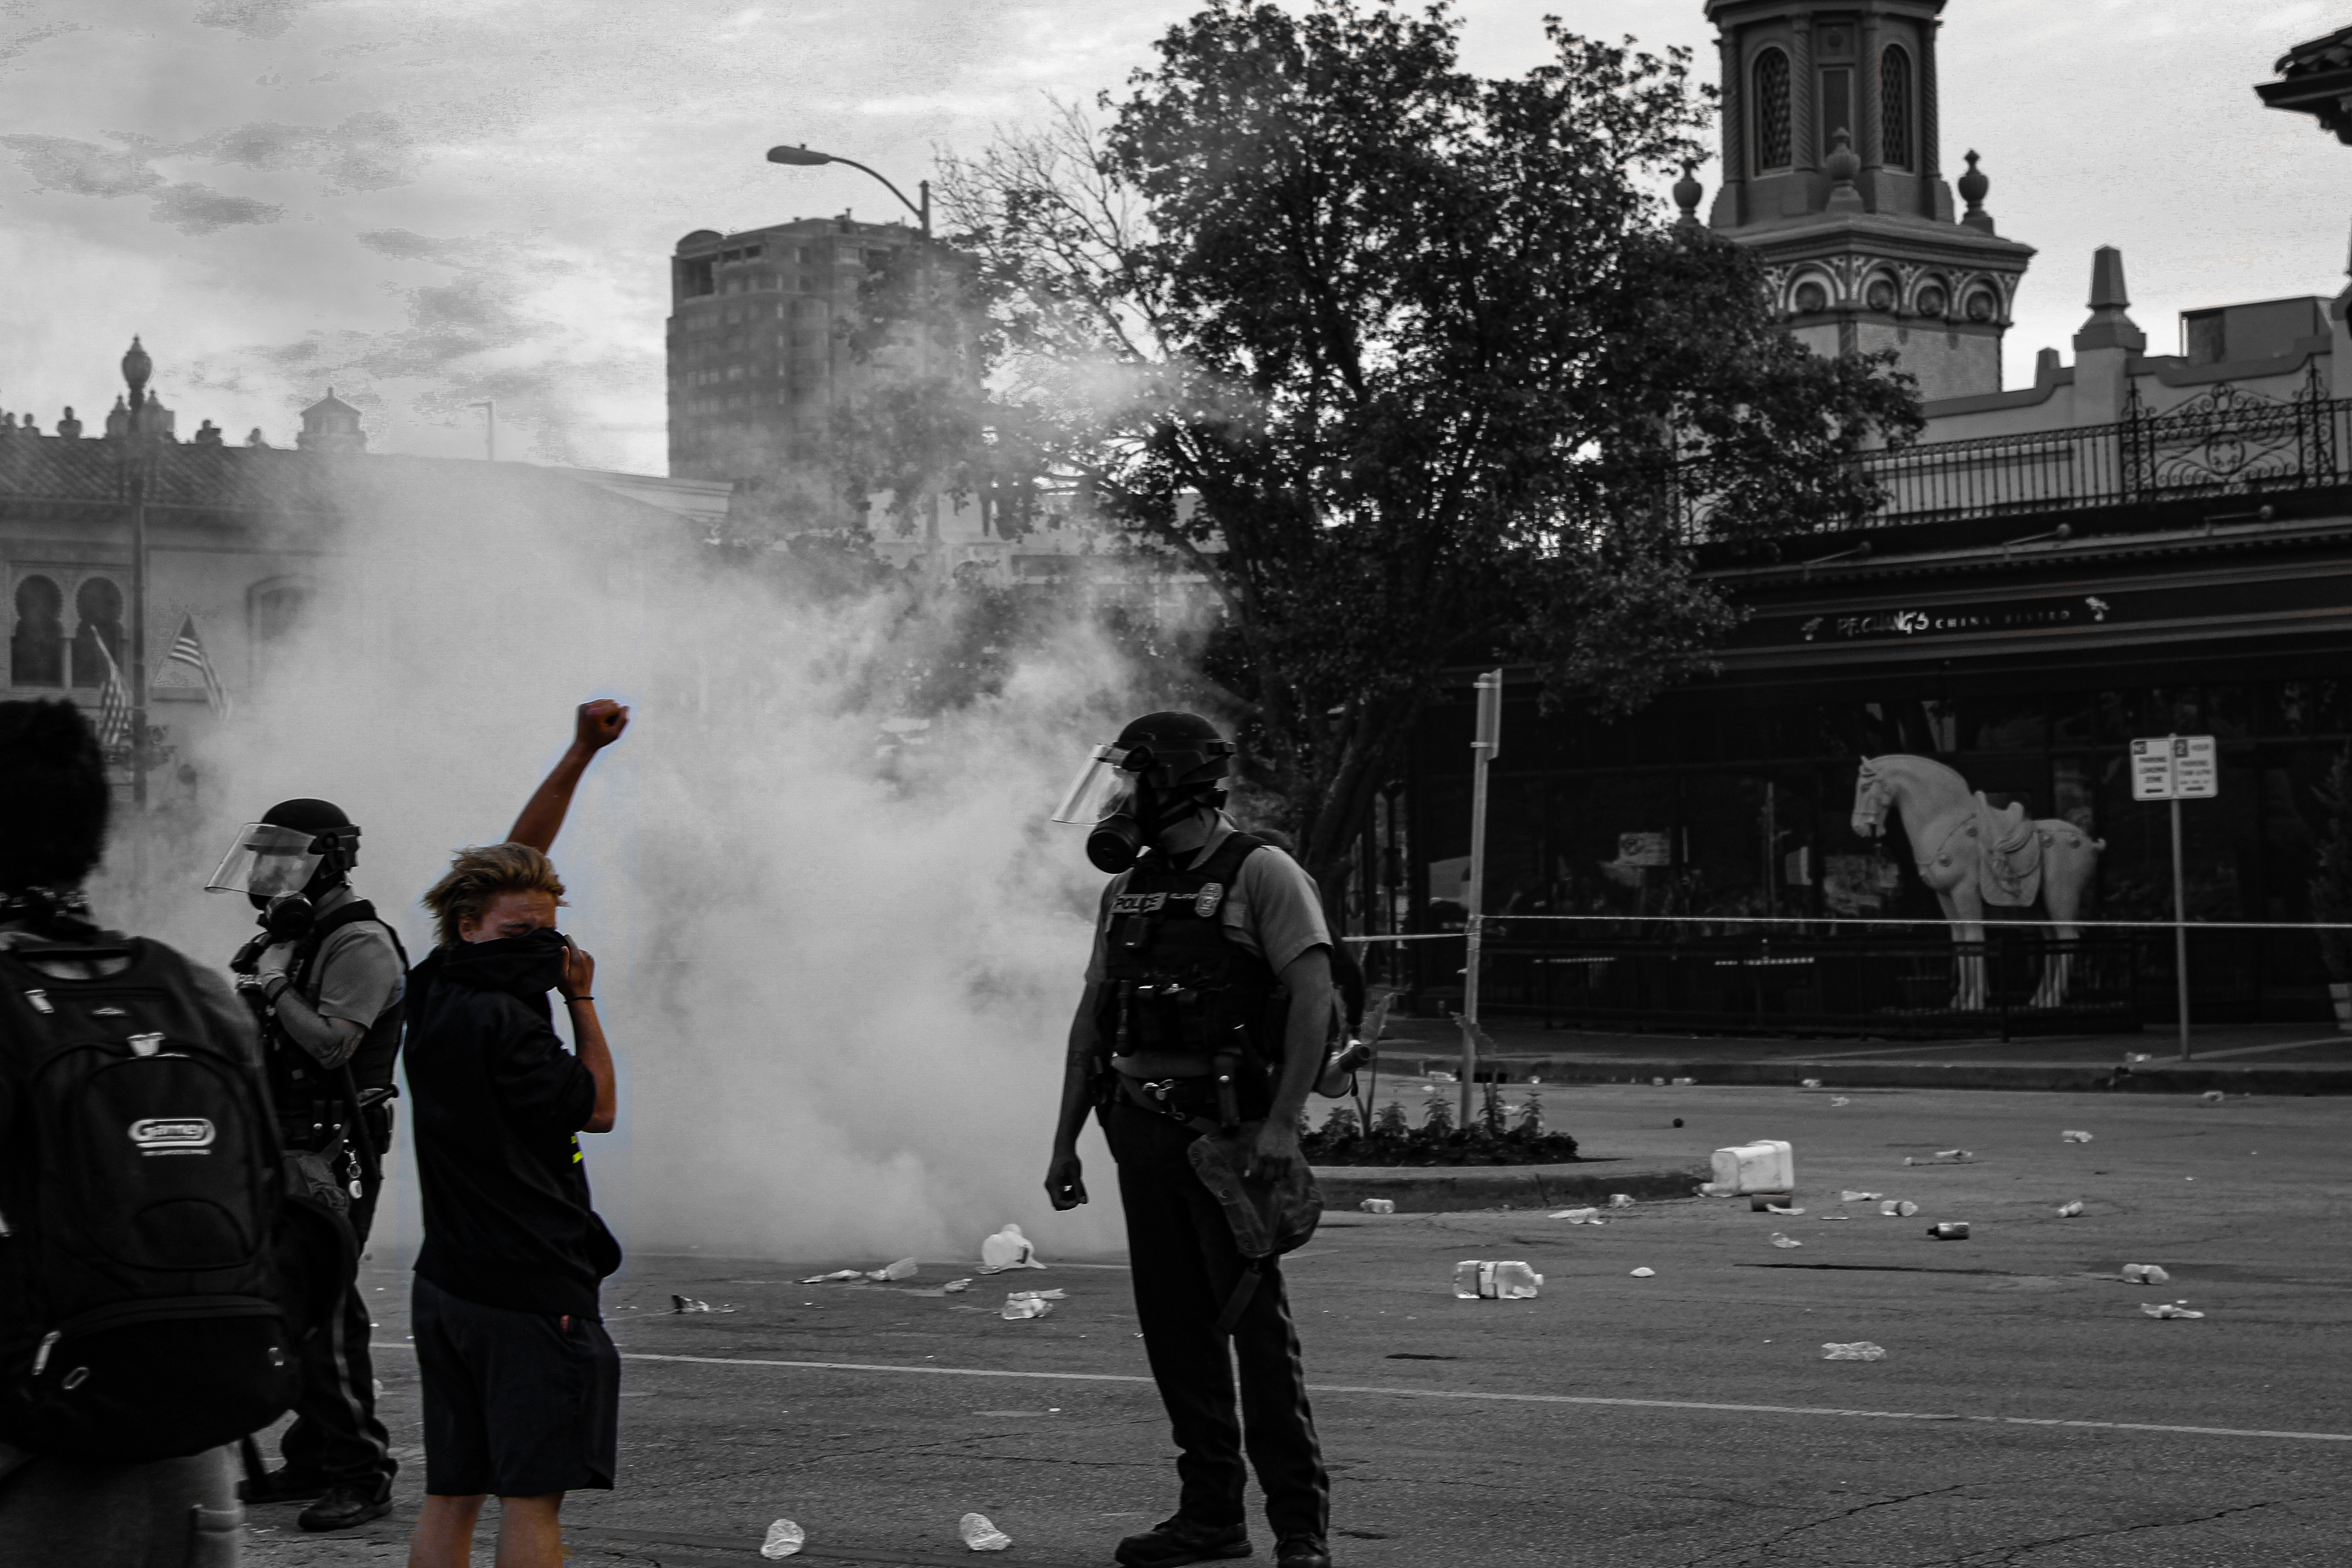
[
  {"xmin": 1000, "ymin": 1295, "xmax": 1055, "ymax": 1320},
  {"xmin": 1628, "ymin": 1267, "xmax": 1656, "ymax": 1278},
  {"xmin": 2141, "ymin": 1302, "xmax": 2204, "ymax": 1319},
  {"xmin": 1764, "ymin": 1204, "xmax": 1805, "ymax": 1215},
  {"xmin": 942, "ymin": 1278, "xmax": 973, "ymax": 1294},
  {"xmin": 1549, "ymin": 1206, "xmax": 1601, "ymax": 1223},
  {"xmin": 1769, "ymin": 1232, "xmax": 1803, "ymax": 1249},
  {"xmin": 2056, "ymin": 1200, "xmax": 2085, "ymax": 1218},
  {"xmin": 1821, "ymin": 1341, "xmax": 1887, "ymax": 1361},
  {"xmin": 800, "ymin": 1270, "xmax": 862, "ymax": 1284},
  {"xmin": 1358, "ymin": 1198, "xmax": 1396, "ymax": 1215},
  {"xmin": 867, "ymin": 1257, "xmax": 919, "ymax": 1282},
  {"xmin": 960, "ymin": 1513, "xmax": 1013, "ymax": 1552},
  {"xmin": 1926, "ymin": 1221, "xmax": 1970, "ymax": 1240},
  {"xmin": 1841, "ymin": 1190, "xmax": 1882, "ymax": 1203},
  {"xmin": 1006, "ymin": 1288, "xmax": 1065, "ymax": 1302},
  {"xmin": 1453, "ymin": 1260, "xmax": 1542, "ymax": 1299},
  {"xmin": 2061, "ymin": 1130, "xmax": 2094, "ymax": 1143},
  {"xmin": 1879, "ymin": 1200, "xmax": 1920, "ymax": 1218},
  {"xmin": 1801, "ymin": 1078, "xmax": 1823, "ymax": 1089},
  {"xmin": 2121, "ymin": 1264, "xmax": 2171, "ymax": 1284},
  {"xmin": 978, "ymin": 1225, "xmax": 1046, "ymax": 1274},
  {"xmin": 1829, "ymin": 1096, "xmax": 1852, "ymax": 1107},
  {"xmin": 761, "ymin": 1519, "xmax": 806, "ymax": 1559},
  {"xmin": 672, "ymin": 1295, "xmax": 710, "ymax": 1313},
  {"xmin": 2201, "ymin": 1090, "xmax": 2226, "ymax": 1103},
  {"xmin": 1609, "ymin": 1193, "xmax": 1635, "ymax": 1209},
  {"xmin": 1671, "ymin": 1077, "xmax": 1696, "ymax": 1086}
]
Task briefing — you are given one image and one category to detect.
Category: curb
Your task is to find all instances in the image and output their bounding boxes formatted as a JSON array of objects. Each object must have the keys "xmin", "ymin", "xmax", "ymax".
[
  {"xmin": 1312, "ymin": 1162, "xmax": 1708, "ymax": 1214},
  {"xmin": 1374, "ymin": 1052, "xmax": 2352, "ymax": 1096}
]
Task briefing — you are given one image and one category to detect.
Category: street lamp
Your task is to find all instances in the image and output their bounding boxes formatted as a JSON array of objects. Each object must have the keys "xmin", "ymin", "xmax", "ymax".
[{"xmin": 765, "ymin": 143, "xmax": 929, "ymax": 238}]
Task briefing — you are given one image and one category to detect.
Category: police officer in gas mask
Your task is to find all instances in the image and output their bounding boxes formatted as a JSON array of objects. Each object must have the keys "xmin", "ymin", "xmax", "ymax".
[
  {"xmin": 206, "ymin": 799, "xmax": 407, "ymax": 1532},
  {"xmin": 1043, "ymin": 713, "xmax": 1338, "ymax": 1568}
]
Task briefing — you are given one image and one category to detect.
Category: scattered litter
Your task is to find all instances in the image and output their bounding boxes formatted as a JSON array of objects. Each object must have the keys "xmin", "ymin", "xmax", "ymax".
[
  {"xmin": 978, "ymin": 1224, "xmax": 1046, "ymax": 1274},
  {"xmin": 2125, "ymin": 1052, "xmax": 2153, "ymax": 1063},
  {"xmin": 1629, "ymin": 1267, "xmax": 1656, "ymax": 1278},
  {"xmin": 2061, "ymin": 1130, "xmax": 2094, "ymax": 1143},
  {"xmin": 1829, "ymin": 1096, "xmax": 1852, "ymax": 1107},
  {"xmin": 1609, "ymin": 1193, "xmax": 1635, "ymax": 1209},
  {"xmin": 1712, "ymin": 1139, "xmax": 1795, "ymax": 1196},
  {"xmin": 959, "ymin": 1514, "xmax": 1013, "ymax": 1553},
  {"xmin": 1671, "ymin": 1077, "xmax": 1695, "ymax": 1086},
  {"xmin": 1453, "ymin": 1260, "xmax": 1542, "ymax": 1299},
  {"xmin": 942, "ymin": 1279, "xmax": 973, "ymax": 1294},
  {"xmin": 1841, "ymin": 1191, "xmax": 1882, "ymax": 1203},
  {"xmin": 1879, "ymin": 1200, "xmax": 1920, "ymax": 1218},
  {"xmin": 1549, "ymin": 1206, "xmax": 1601, "ymax": 1223},
  {"xmin": 1769, "ymin": 1233, "xmax": 1803, "ymax": 1249},
  {"xmin": 1926, "ymin": 1221, "xmax": 1970, "ymax": 1240},
  {"xmin": 670, "ymin": 1295, "xmax": 711, "ymax": 1313},
  {"xmin": 1820, "ymin": 1214, "xmax": 1852, "ymax": 1222},
  {"xmin": 2056, "ymin": 1200, "xmax": 2085, "ymax": 1218},
  {"xmin": 761, "ymin": 1519, "xmax": 805, "ymax": 1559},
  {"xmin": 1430, "ymin": 1071, "xmax": 1458, "ymax": 1084},
  {"xmin": 867, "ymin": 1257, "xmax": 919, "ymax": 1282},
  {"xmin": 1671, "ymin": 1117, "xmax": 1683, "ymax": 1127},
  {"xmin": 2201, "ymin": 1090, "xmax": 2226, "ymax": 1103},
  {"xmin": 2121, "ymin": 1264, "xmax": 2171, "ymax": 1284},
  {"xmin": 1358, "ymin": 1198, "xmax": 1397, "ymax": 1215},
  {"xmin": 1000, "ymin": 1295, "xmax": 1055, "ymax": 1321},
  {"xmin": 2140, "ymin": 1302, "xmax": 2204, "ymax": 1320},
  {"xmin": 1764, "ymin": 1204, "xmax": 1805, "ymax": 1216},
  {"xmin": 800, "ymin": 1270, "xmax": 862, "ymax": 1285},
  {"xmin": 1006, "ymin": 1289, "xmax": 1066, "ymax": 1302},
  {"xmin": 1801, "ymin": 1078, "xmax": 1823, "ymax": 1089},
  {"xmin": 1821, "ymin": 1342, "xmax": 1887, "ymax": 1362},
  {"xmin": 1904, "ymin": 1151, "xmax": 1974, "ymax": 1166}
]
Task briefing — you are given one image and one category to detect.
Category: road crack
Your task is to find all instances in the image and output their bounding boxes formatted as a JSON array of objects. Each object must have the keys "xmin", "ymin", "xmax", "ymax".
[
  {"xmin": 1956, "ymin": 1492, "xmax": 2333, "ymax": 1565},
  {"xmin": 1680, "ymin": 1484, "xmax": 1972, "ymax": 1568}
]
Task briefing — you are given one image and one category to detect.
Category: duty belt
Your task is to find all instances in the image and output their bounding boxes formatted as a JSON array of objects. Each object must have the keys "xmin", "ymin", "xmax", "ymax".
[{"xmin": 1114, "ymin": 1051, "xmax": 1244, "ymax": 1132}]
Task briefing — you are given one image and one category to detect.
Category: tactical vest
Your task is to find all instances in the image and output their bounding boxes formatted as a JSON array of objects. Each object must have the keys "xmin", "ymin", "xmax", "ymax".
[
  {"xmin": 265, "ymin": 898, "xmax": 407, "ymax": 1148},
  {"xmin": 1096, "ymin": 833, "xmax": 1280, "ymax": 1079}
]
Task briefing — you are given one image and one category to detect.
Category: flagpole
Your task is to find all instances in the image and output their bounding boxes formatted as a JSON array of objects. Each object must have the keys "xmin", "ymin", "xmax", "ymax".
[{"xmin": 128, "ymin": 464, "xmax": 148, "ymax": 811}]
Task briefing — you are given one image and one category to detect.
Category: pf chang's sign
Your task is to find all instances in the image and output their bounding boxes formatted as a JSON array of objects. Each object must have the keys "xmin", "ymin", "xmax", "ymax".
[{"xmin": 1798, "ymin": 594, "xmax": 2114, "ymax": 643}]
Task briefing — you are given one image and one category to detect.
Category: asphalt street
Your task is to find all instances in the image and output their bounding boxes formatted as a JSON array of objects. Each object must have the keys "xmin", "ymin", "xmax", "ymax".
[{"xmin": 244, "ymin": 1083, "xmax": 2352, "ymax": 1567}]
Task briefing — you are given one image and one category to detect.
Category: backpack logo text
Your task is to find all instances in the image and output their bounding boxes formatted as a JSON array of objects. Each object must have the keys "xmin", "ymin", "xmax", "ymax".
[{"xmin": 127, "ymin": 1118, "xmax": 216, "ymax": 1155}]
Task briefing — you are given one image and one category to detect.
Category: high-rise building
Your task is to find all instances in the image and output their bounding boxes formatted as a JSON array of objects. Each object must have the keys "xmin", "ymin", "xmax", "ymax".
[
  {"xmin": 1700, "ymin": 0, "xmax": 2034, "ymax": 401},
  {"xmin": 664, "ymin": 214, "xmax": 921, "ymax": 509}
]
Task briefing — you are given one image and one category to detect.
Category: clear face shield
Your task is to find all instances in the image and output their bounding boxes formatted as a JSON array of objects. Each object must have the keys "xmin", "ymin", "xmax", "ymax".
[
  {"xmin": 1050, "ymin": 745, "xmax": 1138, "ymax": 825},
  {"xmin": 205, "ymin": 823, "xmax": 326, "ymax": 898}
]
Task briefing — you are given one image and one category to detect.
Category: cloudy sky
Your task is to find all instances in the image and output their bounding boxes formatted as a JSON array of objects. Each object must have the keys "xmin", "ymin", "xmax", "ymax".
[{"xmin": 0, "ymin": 0, "xmax": 2342, "ymax": 472}]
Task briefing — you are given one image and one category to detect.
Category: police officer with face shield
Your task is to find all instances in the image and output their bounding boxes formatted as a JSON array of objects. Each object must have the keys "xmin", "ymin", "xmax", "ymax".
[
  {"xmin": 206, "ymin": 798, "xmax": 407, "ymax": 1532},
  {"xmin": 1044, "ymin": 713, "xmax": 1337, "ymax": 1568}
]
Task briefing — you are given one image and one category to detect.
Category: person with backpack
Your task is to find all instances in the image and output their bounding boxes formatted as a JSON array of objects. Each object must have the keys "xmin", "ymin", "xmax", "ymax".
[
  {"xmin": 205, "ymin": 797, "xmax": 408, "ymax": 1531},
  {"xmin": 0, "ymin": 699, "xmax": 303, "ymax": 1566},
  {"xmin": 402, "ymin": 698, "xmax": 628, "ymax": 1568}
]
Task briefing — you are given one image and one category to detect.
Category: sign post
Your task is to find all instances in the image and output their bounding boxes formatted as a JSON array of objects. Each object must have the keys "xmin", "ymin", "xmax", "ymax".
[
  {"xmin": 1460, "ymin": 670, "xmax": 1503, "ymax": 1123},
  {"xmin": 2130, "ymin": 734, "xmax": 2217, "ymax": 1059}
]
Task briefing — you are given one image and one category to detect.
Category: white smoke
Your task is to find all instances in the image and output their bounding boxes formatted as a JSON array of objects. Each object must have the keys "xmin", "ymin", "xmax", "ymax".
[{"xmin": 95, "ymin": 473, "xmax": 1146, "ymax": 1266}]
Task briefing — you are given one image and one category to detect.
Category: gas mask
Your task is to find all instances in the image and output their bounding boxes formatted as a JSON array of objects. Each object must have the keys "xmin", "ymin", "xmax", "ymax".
[{"xmin": 1051, "ymin": 736, "xmax": 1230, "ymax": 874}]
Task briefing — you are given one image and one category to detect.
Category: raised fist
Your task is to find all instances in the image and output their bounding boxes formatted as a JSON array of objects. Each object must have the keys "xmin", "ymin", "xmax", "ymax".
[{"xmin": 573, "ymin": 699, "xmax": 630, "ymax": 753}]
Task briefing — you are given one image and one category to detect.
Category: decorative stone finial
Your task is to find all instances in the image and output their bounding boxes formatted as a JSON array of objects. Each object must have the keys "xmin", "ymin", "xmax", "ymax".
[
  {"xmin": 2073, "ymin": 245, "xmax": 2146, "ymax": 353},
  {"xmin": 1823, "ymin": 129, "xmax": 1864, "ymax": 214},
  {"xmin": 1672, "ymin": 159, "xmax": 1704, "ymax": 225},
  {"xmin": 121, "ymin": 336, "xmax": 151, "ymax": 400},
  {"xmin": 1958, "ymin": 150, "xmax": 1995, "ymax": 234}
]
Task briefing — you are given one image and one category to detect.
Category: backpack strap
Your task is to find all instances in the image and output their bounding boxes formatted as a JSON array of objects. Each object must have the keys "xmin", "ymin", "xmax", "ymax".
[{"xmin": 285, "ymin": 899, "xmax": 407, "ymax": 1000}]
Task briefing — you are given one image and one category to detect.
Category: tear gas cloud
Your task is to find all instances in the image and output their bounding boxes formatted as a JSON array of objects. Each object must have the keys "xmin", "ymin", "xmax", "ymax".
[{"xmin": 96, "ymin": 479, "xmax": 1148, "ymax": 1267}]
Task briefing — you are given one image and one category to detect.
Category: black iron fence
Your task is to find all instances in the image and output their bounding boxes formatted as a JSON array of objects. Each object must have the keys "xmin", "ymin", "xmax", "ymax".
[{"xmin": 1681, "ymin": 384, "xmax": 2352, "ymax": 537}]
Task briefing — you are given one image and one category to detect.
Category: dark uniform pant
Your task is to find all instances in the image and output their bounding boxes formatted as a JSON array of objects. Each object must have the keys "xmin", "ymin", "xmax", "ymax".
[
  {"xmin": 1105, "ymin": 1102, "xmax": 1328, "ymax": 1542},
  {"xmin": 279, "ymin": 1168, "xmax": 394, "ymax": 1489}
]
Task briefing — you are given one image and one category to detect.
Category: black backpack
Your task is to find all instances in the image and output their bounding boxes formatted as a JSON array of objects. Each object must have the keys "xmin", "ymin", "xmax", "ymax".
[{"xmin": 0, "ymin": 935, "xmax": 303, "ymax": 1461}]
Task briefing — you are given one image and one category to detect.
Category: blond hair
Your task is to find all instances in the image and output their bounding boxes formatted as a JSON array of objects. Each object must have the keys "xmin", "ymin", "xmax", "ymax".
[{"xmin": 421, "ymin": 842, "xmax": 568, "ymax": 947}]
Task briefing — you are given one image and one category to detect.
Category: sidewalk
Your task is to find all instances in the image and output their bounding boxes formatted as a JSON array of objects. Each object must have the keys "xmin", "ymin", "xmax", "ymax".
[{"xmin": 1373, "ymin": 1014, "xmax": 2352, "ymax": 1094}]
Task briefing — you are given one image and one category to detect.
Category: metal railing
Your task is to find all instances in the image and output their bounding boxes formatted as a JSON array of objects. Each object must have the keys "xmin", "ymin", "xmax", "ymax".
[{"xmin": 1683, "ymin": 385, "xmax": 2352, "ymax": 537}]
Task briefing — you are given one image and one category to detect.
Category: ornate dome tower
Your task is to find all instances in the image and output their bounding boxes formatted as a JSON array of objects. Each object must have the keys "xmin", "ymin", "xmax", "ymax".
[
  {"xmin": 1701, "ymin": 0, "xmax": 2035, "ymax": 401},
  {"xmin": 296, "ymin": 388, "xmax": 368, "ymax": 455}
]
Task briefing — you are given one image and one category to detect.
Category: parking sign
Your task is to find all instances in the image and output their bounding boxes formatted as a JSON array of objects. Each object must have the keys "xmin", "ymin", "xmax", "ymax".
[{"xmin": 2131, "ymin": 735, "xmax": 2217, "ymax": 800}]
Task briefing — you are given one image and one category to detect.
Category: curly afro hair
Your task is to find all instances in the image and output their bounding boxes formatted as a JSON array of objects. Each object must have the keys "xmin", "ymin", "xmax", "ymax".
[{"xmin": 0, "ymin": 700, "xmax": 109, "ymax": 893}]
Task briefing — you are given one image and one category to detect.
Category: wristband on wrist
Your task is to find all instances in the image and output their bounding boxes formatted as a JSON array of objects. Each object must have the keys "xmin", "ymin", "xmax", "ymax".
[{"xmin": 565, "ymin": 994, "xmax": 595, "ymax": 1004}]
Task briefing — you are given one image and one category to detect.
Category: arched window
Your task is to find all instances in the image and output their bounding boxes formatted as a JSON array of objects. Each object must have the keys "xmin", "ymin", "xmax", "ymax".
[
  {"xmin": 11, "ymin": 576, "xmax": 64, "ymax": 688},
  {"xmin": 250, "ymin": 580, "xmax": 311, "ymax": 647},
  {"xmin": 1753, "ymin": 49, "xmax": 1792, "ymax": 172},
  {"xmin": 69, "ymin": 577, "xmax": 123, "ymax": 689},
  {"xmin": 1880, "ymin": 46, "xmax": 1914, "ymax": 170}
]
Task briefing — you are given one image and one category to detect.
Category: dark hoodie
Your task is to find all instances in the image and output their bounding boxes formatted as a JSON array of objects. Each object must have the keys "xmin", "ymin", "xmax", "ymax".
[{"xmin": 404, "ymin": 929, "xmax": 620, "ymax": 1317}]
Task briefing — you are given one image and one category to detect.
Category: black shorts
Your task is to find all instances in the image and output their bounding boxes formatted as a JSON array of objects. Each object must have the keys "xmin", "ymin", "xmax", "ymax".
[{"xmin": 412, "ymin": 1275, "xmax": 620, "ymax": 1498}]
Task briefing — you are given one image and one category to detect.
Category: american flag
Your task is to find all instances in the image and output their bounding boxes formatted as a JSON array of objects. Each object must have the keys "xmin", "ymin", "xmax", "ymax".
[
  {"xmin": 168, "ymin": 616, "xmax": 231, "ymax": 718},
  {"xmin": 91, "ymin": 632, "xmax": 130, "ymax": 751}
]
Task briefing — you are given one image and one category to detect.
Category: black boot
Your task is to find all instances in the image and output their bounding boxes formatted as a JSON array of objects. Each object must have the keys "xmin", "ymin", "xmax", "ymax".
[
  {"xmin": 1275, "ymin": 1538, "xmax": 1333, "ymax": 1568},
  {"xmin": 238, "ymin": 1466, "xmax": 331, "ymax": 1505},
  {"xmin": 298, "ymin": 1477, "xmax": 394, "ymax": 1532},
  {"xmin": 1115, "ymin": 1515, "xmax": 1253, "ymax": 1567}
]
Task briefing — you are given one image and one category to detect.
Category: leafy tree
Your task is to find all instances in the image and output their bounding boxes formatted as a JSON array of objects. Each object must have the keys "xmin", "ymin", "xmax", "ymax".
[{"xmin": 867, "ymin": 0, "xmax": 1919, "ymax": 901}]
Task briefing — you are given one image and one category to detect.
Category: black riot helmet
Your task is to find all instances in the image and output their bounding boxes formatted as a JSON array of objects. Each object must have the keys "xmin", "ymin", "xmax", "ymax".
[
  {"xmin": 207, "ymin": 797, "xmax": 361, "ymax": 916},
  {"xmin": 1052, "ymin": 711, "xmax": 1235, "ymax": 873}
]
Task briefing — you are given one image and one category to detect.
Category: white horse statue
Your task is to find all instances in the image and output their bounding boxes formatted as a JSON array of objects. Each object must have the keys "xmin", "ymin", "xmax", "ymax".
[{"xmin": 1850, "ymin": 755, "xmax": 2105, "ymax": 1011}]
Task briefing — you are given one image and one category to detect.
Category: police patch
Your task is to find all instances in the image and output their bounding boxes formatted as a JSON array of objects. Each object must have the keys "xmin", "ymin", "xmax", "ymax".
[
  {"xmin": 1194, "ymin": 882, "xmax": 1225, "ymax": 918},
  {"xmin": 1112, "ymin": 892, "xmax": 1168, "ymax": 916}
]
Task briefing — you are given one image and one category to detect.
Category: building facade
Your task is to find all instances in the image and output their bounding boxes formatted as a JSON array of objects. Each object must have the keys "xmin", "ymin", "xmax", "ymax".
[{"xmin": 1380, "ymin": 5, "xmax": 2352, "ymax": 1033}]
